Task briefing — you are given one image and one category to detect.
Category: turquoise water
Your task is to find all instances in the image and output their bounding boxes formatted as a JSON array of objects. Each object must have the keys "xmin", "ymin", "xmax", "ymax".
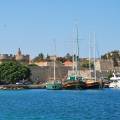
[{"xmin": 0, "ymin": 89, "xmax": 120, "ymax": 120}]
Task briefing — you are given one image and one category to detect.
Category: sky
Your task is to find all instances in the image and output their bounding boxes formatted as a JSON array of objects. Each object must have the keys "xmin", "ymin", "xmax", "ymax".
[{"xmin": 0, "ymin": 0, "xmax": 120, "ymax": 59}]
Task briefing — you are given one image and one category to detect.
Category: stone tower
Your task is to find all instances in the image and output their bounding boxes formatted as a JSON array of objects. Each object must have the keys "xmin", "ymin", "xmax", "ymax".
[
  {"xmin": 15, "ymin": 48, "xmax": 30, "ymax": 64},
  {"xmin": 17, "ymin": 48, "xmax": 22, "ymax": 56}
]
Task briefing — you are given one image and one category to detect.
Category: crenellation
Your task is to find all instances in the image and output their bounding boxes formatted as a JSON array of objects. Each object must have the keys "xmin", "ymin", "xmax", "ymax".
[{"xmin": 0, "ymin": 48, "xmax": 30, "ymax": 64}]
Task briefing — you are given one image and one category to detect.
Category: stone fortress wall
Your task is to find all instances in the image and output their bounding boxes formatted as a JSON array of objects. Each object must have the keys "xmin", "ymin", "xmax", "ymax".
[{"xmin": 0, "ymin": 48, "xmax": 30, "ymax": 64}]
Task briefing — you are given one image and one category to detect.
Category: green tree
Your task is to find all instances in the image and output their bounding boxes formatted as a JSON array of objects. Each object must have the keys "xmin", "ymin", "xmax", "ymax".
[
  {"xmin": 46, "ymin": 54, "xmax": 51, "ymax": 61},
  {"xmin": 107, "ymin": 71, "xmax": 113, "ymax": 80},
  {"xmin": 56, "ymin": 57, "xmax": 66, "ymax": 63},
  {"xmin": 65, "ymin": 53, "xmax": 72, "ymax": 61},
  {"xmin": 38, "ymin": 53, "xmax": 44, "ymax": 60},
  {"xmin": 81, "ymin": 60, "xmax": 94, "ymax": 69},
  {"xmin": 33, "ymin": 53, "xmax": 45, "ymax": 62},
  {"xmin": 0, "ymin": 61, "xmax": 31, "ymax": 84}
]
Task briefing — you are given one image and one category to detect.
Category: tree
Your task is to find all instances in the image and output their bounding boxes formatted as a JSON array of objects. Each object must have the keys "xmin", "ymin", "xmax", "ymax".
[
  {"xmin": 65, "ymin": 53, "xmax": 72, "ymax": 61},
  {"xmin": 107, "ymin": 71, "xmax": 113, "ymax": 80},
  {"xmin": 81, "ymin": 60, "xmax": 94, "ymax": 69},
  {"xmin": 0, "ymin": 61, "xmax": 31, "ymax": 84},
  {"xmin": 56, "ymin": 57, "xmax": 66, "ymax": 63},
  {"xmin": 46, "ymin": 54, "xmax": 51, "ymax": 61},
  {"xmin": 33, "ymin": 53, "xmax": 45, "ymax": 62},
  {"xmin": 38, "ymin": 53, "xmax": 44, "ymax": 60}
]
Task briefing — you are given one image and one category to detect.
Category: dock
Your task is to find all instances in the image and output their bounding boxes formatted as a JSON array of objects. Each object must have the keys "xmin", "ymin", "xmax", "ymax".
[{"xmin": 0, "ymin": 84, "xmax": 46, "ymax": 90}]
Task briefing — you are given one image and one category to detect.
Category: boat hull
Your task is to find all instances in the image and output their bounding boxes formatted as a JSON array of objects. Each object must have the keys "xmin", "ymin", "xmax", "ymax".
[
  {"xmin": 63, "ymin": 80, "xmax": 86, "ymax": 90},
  {"xmin": 85, "ymin": 82, "xmax": 100, "ymax": 89},
  {"xmin": 84, "ymin": 80, "xmax": 101, "ymax": 89},
  {"xmin": 46, "ymin": 82, "xmax": 62, "ymax": 90},
  {"xmin": 109, "ymin": 81, "xmax": 120, "ymax": 88},
  {"xmin": 63, "ymin": 81, "xmax": 101, "ymax": 89}
]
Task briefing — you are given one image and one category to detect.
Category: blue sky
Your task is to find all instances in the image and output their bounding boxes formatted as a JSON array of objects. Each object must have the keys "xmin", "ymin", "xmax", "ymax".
[{"xmin": 0, "ymin": 0, "xmax": 120, "ymax": 58}]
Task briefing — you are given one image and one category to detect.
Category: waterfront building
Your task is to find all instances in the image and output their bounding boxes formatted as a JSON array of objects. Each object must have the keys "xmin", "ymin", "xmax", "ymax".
[{"xmin": 63, "ymin": 60, "xmax": 73, "ymax": 67}]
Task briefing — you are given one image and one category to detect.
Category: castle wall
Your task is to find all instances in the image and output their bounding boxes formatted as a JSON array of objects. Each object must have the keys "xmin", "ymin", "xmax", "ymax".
[
  {"xmin": 0, "ymin": 49, "xmax": 30, "ymax": 64},
  {"xmin": 0, "ymin": 54, "xmax": 14, "ymax": 61},
  {"xmin": 95, "ymin": 59, "xmax": 114, "ymax": 71},
  {"xmin": 15, "ymin": 55, "xmax": 29, "ymax": 64}
]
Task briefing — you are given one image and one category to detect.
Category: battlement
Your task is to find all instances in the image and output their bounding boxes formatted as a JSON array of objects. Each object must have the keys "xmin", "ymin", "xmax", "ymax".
[
  {"xmin": 0, "ymin": 48, "xmax": 30, "ymax": 64},
  {"xmin": 0, "ymin": 54, "xmax": 14, "ymax": 60}
]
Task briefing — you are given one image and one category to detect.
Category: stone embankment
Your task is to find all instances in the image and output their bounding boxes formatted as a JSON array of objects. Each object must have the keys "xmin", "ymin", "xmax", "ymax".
[{"xmin": 0, "ymin": 84, "xmax": 45, "ymax": 90}]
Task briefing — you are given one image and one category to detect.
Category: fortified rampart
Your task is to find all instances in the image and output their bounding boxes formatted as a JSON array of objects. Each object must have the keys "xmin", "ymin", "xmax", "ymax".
[
  {"xmin": 95, "ymin": 59, "xmax": 114, "ymax": 71},
  {"xmin": 0, "ymin": 48, "xmax": 30, "ymax": 64},
  {"xmin": 29, "ymin": 65, "xmax": 72, "ymax": 84}
]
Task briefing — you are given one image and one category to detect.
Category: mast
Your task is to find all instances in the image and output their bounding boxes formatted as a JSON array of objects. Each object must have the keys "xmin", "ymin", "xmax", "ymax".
[
  {"xmin": 72, "ymin": 25, "xmax": 79, "ymax": 77},
  {"xmin": 72, "ymin": 32, "xmax": 75, "ymax": 75},
  {"xmin": 53, "ymin": 39, "xmax": 56, "ymax": 81},
  {"xmin": 76, "ymin": 26, "xmax": 79, "ymax": 76},
  {"xmin": 89, "ymin": 32, "xmax": 91, "ymax": 78},
  {"xmin": 94, "ymin": 32, "xmax": 96, "ymax": 81}
]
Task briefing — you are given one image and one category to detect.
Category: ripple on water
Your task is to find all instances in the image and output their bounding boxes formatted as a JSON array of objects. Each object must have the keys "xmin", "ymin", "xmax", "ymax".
[{"xmin": 0, "ymin": 89, "xmax": 120, "ymax": 120}]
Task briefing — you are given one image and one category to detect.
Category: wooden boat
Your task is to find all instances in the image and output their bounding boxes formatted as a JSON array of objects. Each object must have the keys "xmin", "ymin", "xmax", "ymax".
[
  {"xmin": 84, "ymin": 79, "xmax": 100, "ymax": 89},
  {"xmin": 63, "ymin": 27, "xmax": 86, "ymax": 90},
  {"xmin": 84, "ymin": 32, "xmax": 102, "ymax": 89},
  {"xmin": 63, "ymin": 75, "xmax": 86, "ymax": 90}
]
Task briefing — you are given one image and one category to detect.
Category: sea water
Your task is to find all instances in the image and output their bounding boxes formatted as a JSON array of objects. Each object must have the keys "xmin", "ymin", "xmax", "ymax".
[{"xmin": 0, "ymin": 89, "xmax": 120, "ymax": 120}]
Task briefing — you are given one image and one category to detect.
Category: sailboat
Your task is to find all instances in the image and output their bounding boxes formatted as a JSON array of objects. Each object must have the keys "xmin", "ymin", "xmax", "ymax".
[
  {"xmin": 46, "ymin": 40, "xmax": 62, "ymax": 90},
  {"xmin": 63, "ymin": 27, "xmax": 86, "ymax": 90},
  {"xmin": 84, "ymin": 32, "xmax": 101, "ymax": 89}
]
